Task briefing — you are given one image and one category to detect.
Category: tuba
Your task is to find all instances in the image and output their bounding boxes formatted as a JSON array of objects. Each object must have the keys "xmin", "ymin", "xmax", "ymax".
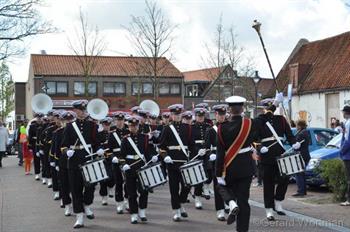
[
  {"xmin": 87, "ymin": 98, "xmax": 109, "ymax": 120},
  {"xmin": 31, "ymin": 93, "xmax": 53, "ymax": 114},
  {"xmin": 139, "ymin": 99, "xmax": 160, "ymax": 117}
]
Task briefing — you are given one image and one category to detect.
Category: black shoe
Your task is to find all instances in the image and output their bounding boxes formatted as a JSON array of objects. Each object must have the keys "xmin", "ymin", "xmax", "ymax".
[
  {"xmin": 181, "ymin": 212, "xmax": 188, "ymax": 218},
  {"xmin": 227, "ymin": 207, "xmax": 239, "ymax": 225},
  {"xmin": 292, "ymin": 193, "xmax": 305, "ymax": 197},
  {"xmin": 140, "ymin": 217, "xmax": 147, "ymax": 222},
  {"xmin": 48, "ymin": 184, "xmax": 52, "ymax": 188},
  {"xmin": 73, "ymin": 224, "xmax": 84, "ymax": 229},
  {"xmin": 131, "ymin": 220, "xmax": 138, "ymax": 224},
  {"xmin": 224, "ymin": 208, "xmax": 229, "ymax": 214},
  {"xmin": 274, "ymin": 210, "xmax": 286, "ymax": 216},
  {"xmin": 217, "ymin": 216, "xmax": 226, "ymax": 222},
  {"xmin": 109, "ymin": 195, "xmax": 114, "ymax": 198},
  {"xmin": 267, "ymin": 216, "xmax": 275, "ymax": 221},
  {"xmin": 86, "ymin": 214, "xmax": 95, "ymax": 220}
]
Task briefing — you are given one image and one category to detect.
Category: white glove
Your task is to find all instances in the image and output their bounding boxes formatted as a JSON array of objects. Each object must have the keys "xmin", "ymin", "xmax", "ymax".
[
  {"xmin": 50, "ymin": 162, "xmax": 56, "ymax": 167},
  {"xmin": 217, "ymin": 177, "xmax": 226, "ymax": 186},
  {"xmin": 98, "ymin": 124, "xmax": 104, "ymax": 132},
  {"xmin": 96, "ymin": 148, "xmax": 104, "ymax": 156},
  {"xmin": 67, "ymin": 149, "xmax": 75, "ymax": 158},
  {"xmin": 163, "ymin": 156, "xmax": 173, "ymax": 164},
  {"xmin": 151, "ymin": 155, "xmax": 158, "ymax": 163},
  {"xmin": 292, "ymin": 142, "xmax": 301, "ymax": 150},
  {"xmin": 112, "ymin": 157, "xmax": 119, "ymax": 164},
  {"xmin": 198, "ymin": 149, "xmax": 206, "ymax": 157},
  {"xmin": 209, "ymin": 154, "xmax": 216, "ymax": 161},
  {"xmin": 36, "ymin": 152, "xmax": 40, "ymax": 157},
  {"xmin": 260, "ymin": 146, "xmax": 269, "ymax": 154},
  {"xmin": 153, "ymin": 130, "xmax": 160, "ymax": 138},
  {"xmin": 139, "ymin": 154, "xmax": 145, "ymax": 160},
  {"xmin": 55, "ymin": 166, "xmax": 59, "ymax": 172},
  {"xmin": 122, "ymin": 164, "xmax": 131, "ymax": 172},
  {"xmin": 39, "ymin": 150, "xmax": 44, "ymax": 155},
  {"xmin": 273, "ymin": 92, "xmax": 284, "ymax": 106}
]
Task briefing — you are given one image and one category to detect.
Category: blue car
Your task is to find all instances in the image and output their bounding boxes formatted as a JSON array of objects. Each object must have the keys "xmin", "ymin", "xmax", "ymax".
[{"xmin": 305, "ymin": 133, "xmax": 342, "ymax": 187}]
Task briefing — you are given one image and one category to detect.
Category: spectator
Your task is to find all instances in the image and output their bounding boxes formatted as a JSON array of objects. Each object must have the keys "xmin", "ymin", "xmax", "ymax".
[
  {"xmin": 334, "ymin": 120, "xmax": 343, "ymax": 133},
  {"xmin": 340, "ymin": 106, "xmax": 350, "ymax": 206},
  {"xmin": 19, "ymin": 128, "xmax": 32, "ymax": 175},
  {"xmin": 0, "ymin": 121, "xmax": 9, "ymax": 167},
  {"xmin": 292, "ymin": 120, "xmax": 310, "ymax": 197}
]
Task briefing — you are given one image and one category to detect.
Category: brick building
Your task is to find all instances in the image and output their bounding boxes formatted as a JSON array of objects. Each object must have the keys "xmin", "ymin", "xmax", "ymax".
[{"xmin": 24, "ymin": 54, "xmax": 184, "ymax": 119}]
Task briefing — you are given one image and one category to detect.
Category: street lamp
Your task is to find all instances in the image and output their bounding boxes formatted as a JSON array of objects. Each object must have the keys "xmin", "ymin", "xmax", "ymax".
[{"xmin": 252, "ymin": 70, "xmax": 261, "ymax": 117}]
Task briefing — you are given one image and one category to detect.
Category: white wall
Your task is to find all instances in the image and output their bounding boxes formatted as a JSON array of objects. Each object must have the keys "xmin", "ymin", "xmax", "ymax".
[{"xmin": 339, "ymin": 90, "xmax": 350, "ymax": 122}]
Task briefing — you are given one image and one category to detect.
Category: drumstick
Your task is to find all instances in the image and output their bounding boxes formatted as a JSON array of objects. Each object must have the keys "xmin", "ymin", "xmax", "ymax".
[
  {"xmin": 172, "ymin": 160, "xmax": 187, "ymax": 163},
  {"xmin": 281, "ymin": 140, "xmax": 305, "ymax": 157},
  {"xmin": 266, "ymin": 141, "xmax": 278, "ymax": 149},
  {"xmin": 189, "ymin": 149, "xmax": 210, "ymax": 162},
  {"xmin": 86, "ymin": 149, "xmax": 110, "ymax": 158},
  {"xmin": 143, "ymin": 154, "xmax": 160, "ymax": 167}
]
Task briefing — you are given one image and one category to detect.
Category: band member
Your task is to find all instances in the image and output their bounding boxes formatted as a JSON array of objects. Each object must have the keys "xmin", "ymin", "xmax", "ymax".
[
  {"xmin": 258, "ymin": 96, "xmax": 299, "ymax": 221},
  {"xmin": 130, "ymin": 106, "xmax": 140, "ymax": 116},
  {"xmin": 138, "ymin": 110, "xmax": 151, "ymax": 134},
  {"xmin": 216, "ymin": 96, "xmax": 260, "ymax": 231},
  {"xmin": 38, "ymin": 114, "xmax": 53, "ymax": 185},
  {"xmin": 97, "ymin": 117, "xmax": 114, "ymax": 206},
  {"xmin": 47, "ymin": 110, "xmax": 61, "ymax": 199},
  {"xmin": 120, "ymin": 116, "xmax": 157, "ymax": 224},
  {"xmin": 191, "ymin": 108, "xmax": 211, "ymax": 209},
  {"xmin": 182, "ymin": 111, "xmax": 193, "ymax": 125},
  {"xmin": 28, "ymin": 112, "xmax": 44, "ymax": 180},
  {"xmin": 109, "ymin": 112, "xmax": 129, "ymax": 214},
  {"xmin": 61, "ymin": 100, "xmax": 99, "ymax": 229},
  {"xmin": 196, "ymin": 103, "xmax": 213, "ymax": 126},
  {"xmin": 204, "ymin": 104, "xmax": 227, "ymax": 221},
  {"xmin": 55, "ymin": 111, "xmax": 76, "ymax": 217},
  {"xmin": 161, "ymin": 112, "xmax": 171, "ymax": 126},
  {"xmin": 159, "ymin": 104, "xmax": 193, "ymax": 221}
]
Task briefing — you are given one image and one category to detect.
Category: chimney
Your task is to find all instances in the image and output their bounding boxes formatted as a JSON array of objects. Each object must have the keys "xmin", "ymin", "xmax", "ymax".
[{"xmin": 40, "ymin": 50, "xmax": 47, "ymax": 55}]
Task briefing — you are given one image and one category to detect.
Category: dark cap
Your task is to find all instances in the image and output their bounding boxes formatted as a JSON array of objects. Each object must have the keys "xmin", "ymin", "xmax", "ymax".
[
  {"xmin": 259, "ymin": 98, "xmax": 276, "ymax": 112},
  {"xmin": 52, "ymin": 110, "xmax": 62, "ymax": 117},
  {"xmin": 112, "ymin": 111, "xmax": 125, "ymax": 120},
  {"xmin": 137, "ymin": 109, "xmax": 149, "ymax": 118},
  {"xmin": 195, "ymin": 103, "xmax": 209, "ymax": 109},
  {"xmin": 72, "ymin": 100, "xmax": 88, "ymax": 110},
  {"xmin": 47, "ymin": 110, "xmax": 55, "ymax": 116},
  {"xmin": 127, "ymin": 116, "xmax": 140, "ymax": 125},
  {"xmin": 182, "ymin": 111, "xmax": 193, "ymax": 119},
  {"xmin": 194, "ymin": 108, "xmax": 206, "ymax": 116},
  {"xmin": 100, "ymin": 117, "xmax": 112, "ymax": 124},
  {"xmin": 168, "ymin": 104, "xmax": 183, "ymax": 114},
  {"xmin": 130, "ymin": 106, "xmax": 140, "ymax": 114},
  {"xmin": 149, "ymin": 114, "xmax": 158, "ymax": 119},
  {"xmin": 342, "ymin": 105, "xmax": 350, "ymax": 114},
  {"xmin": 162, "ymin": 112, "xmax": 170, "ymax": 118},
  {"xmin": 34, "ymin": 112, "xmax": 44, "ymax": 118},
  {"xmin": 213, "ymin": 104, "xmax": 227, "ymax": 115},
  {"xmin": 60, "ymin": 111, "xmax": 76, "ymax": 120}
]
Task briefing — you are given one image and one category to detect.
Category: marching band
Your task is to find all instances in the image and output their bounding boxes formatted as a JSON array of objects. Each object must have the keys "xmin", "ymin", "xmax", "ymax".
[{"xmin": 27, "ymin": 92, "xmax": 303, "ymax": 232}]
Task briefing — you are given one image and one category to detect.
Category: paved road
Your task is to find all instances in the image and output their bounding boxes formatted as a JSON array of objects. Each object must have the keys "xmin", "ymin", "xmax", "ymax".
[{"xmin": 0, "ymin": 156, "xmax": 346, "ymax": 232}]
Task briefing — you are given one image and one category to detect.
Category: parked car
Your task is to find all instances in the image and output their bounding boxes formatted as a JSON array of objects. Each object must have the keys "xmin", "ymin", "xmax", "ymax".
[
  {"xmin": 305, "ymin": 133, "xmax": 342, "ymax": 187},
  {"xmin": 6, "ymin": 132, "xmax": 15, "ymax": 156}
]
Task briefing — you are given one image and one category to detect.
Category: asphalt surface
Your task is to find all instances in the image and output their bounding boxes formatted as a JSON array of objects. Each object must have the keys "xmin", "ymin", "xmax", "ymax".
[{"xmin": 0, "ymin": 156, "xmax": 347, "ymax": 232}]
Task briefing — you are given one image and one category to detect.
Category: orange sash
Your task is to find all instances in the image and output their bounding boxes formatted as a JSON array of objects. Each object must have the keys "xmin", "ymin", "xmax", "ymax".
[{"xmin": 222, "ymin": 118, "xmax": 252, "ymax": 177}]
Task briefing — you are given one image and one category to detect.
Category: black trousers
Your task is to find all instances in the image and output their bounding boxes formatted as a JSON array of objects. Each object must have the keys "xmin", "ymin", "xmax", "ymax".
[
  {"xmin": 168, "ymin": 168, "xmax": 191, "ymax": 209},
  {"xmin": 33, "ymin": 149, "xmax": 41, "ymax": 174},
  {"xmin": 212, "ymin": 170, "xmax": 225, "ymax": 211},
  {"xmin": 113, "ymin": 164, "xmax": 128, "ymax": 202},
  {"xmin": 51, "ymin": 166, "xmax": 60, "ymax": 192},
  {"xmin": 262, "ymin": 163, "xmax": 289, "ymax": 208},
  {"xmin": 59, "ymin": 167, "xmax": 71, "ymax": 206},
  {"xmin": 99, "ymin": 162, "xmax": 115, "ymax": 197},
  {"xmin": 217, "ymin": 176, "xmax": 252, "ymax": 232},
  {"xmin": 41, "ymin": 154, "xmax": 51, "ymax": 178},
  {"xmin": 68, "ymin": 168, "xmax": 95, "ymax": 213},
  {"xmin": 0, "ymin": 151, "xmax": 4, "ymax": 167},
  {"xmin": 343, "ymin": 160, "xmax": 350, "ymax": 202},
  {"xmin": 125, "ymin": 170, "xmax": 148, "ymax": 214}
]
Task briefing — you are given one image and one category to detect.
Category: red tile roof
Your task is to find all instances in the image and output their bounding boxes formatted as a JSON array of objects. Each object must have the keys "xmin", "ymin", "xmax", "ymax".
[
  {"xmin": 31, "ymin": 54, "xmax": 183, "ymax": 78},
  {"xmin": 183, "ymin": 67, "xmax": 222, "ymax": 82},
  {"xmin": 276, "ymin": 31, "xmax": 350, "ymax": 94}
]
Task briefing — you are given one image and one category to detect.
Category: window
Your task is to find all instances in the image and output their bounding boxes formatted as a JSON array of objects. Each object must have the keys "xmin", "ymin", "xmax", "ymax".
[
  {"xmin": 170, "ymin": 83, "xmax": 180, "ymax": 95},
  {"xmin": 132, "ymin": 82, "xmax": 153, "ymax": 95},
  {"xmin": 313, "ymin": 130, "xmax": 338, "ymax": 146},
  {"xmin": 186, "ymin": 84, "xmax": 198, "ymax": 97},
  {"xmin": 74, "ymin": 82, "xmax": 97, "ymax": 96},
  {"xmin": 45, "ymin": 81, "xmax": 68, "ymax": 96},
  {"xmin": 103, "ymin": 82, "xmax": 125, "ymax": 95},
  {"xmin": 159, "ymin": 83, "xmax": 169, "ymax": 95}
]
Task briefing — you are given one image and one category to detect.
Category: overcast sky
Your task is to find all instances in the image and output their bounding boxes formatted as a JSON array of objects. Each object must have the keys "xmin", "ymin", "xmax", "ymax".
[{"xmin": 8, "ymin": 0, "xmax": 350, "ymax": 82}]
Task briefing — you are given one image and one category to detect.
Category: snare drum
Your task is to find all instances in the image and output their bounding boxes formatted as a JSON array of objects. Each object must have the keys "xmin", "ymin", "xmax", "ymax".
[
  {"xmin": 80, "ymin": 158, "xmax": 109, "ymax": 184},
  {"xmin": 277, "ymin": 153, "xmax": 305, "ymax": 176},
  {"xmin": 180, "ymin": 160, "xmax": 207, "ymax": 186},
  {"xmin": 138, "ymin": 162, "xmax": 167, "ymax": 190}
]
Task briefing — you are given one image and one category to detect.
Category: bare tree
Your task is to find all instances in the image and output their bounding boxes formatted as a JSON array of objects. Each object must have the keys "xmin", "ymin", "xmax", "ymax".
[
  {"xmin": 0, "ymin": 0, "xmax": 55, "ymax": 60},
  {"xmin": 202, "ymin": 15, "xmax": 257, "ymax": 103},
  {"xmin": 67, "ymin": 9, "xmax": 106, "ymax": 97},
  {"xmin": 0, "ymin": 62, "xmax": 14, "ymax": 121},
  {"xmin": 125, "ymin": 0, "xmax": 177, "ymax": 100}
]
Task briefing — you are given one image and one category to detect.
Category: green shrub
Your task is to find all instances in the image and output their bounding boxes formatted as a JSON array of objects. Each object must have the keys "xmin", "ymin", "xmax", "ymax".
[{"xmin": 316, "ymin": 159, "xmax": 347, "ymax": 202}]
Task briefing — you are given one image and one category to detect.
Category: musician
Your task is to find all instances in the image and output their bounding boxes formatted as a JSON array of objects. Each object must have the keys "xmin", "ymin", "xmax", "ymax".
[
  {"xmin": 55, "ymin": 111, "xmax": 76, "ymax": 217},
  {"xmin": 138, "ymin": 110, "xmax": 151, "ymax": 134},
  {"xmin": 195, "ymin": 102, "xmax": 213, "ymax": 126},
  {"xmin": 190, "ymin": 108, "xmax": 211, "ymax": 209},
  {"xmin": 47, "ymin": 110, "xmax": 61, "ymax": 200},
  {"xmin": 97, "ymin": 117, "xmax": 114, "ymax": 206},
  {"xmin": 61, "ymin": 100, "xmax": 99, "ymax": 229},
  {"xmin": 28, "ymin": 112, "xmax": 44, "ymax": 181},
  {"xmin": 109, "ymin": 112, "xmax": 129, "ymax": 214},
  {"xmin": 204, "ymin": 104, "xmax": 227, "ymax": 221},
  {"xmin": 257, "ymin": 96, "xmax": 299, "ymax": 221},
  {"xmin": 120, "ymin": 116, "xmax": 157, "ymax": 224},
  {"xmin": 158, "ymin": 104, "xmax": 193, "ymax": 222},
  {"xmin": 37, "ymin": 115, "xmax": 50, "ymax": 185},
  {"xmin": 182, "ymin": 111, "xmax": 193, "ymax": 125},
  {"xmin": 130, "ymin": 106, "xmax": 140, "ymax": 116},
  {"xmin": 161, "ymin": 112, "xmax": 171, "ymax": 126},
  {"xmin": 216, "ymin": 96, "xmax": 262, "ymax": 231}
]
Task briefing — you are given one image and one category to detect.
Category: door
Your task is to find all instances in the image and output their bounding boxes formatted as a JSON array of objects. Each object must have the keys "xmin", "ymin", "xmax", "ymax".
[{"xmin": 326, "ymin": 93, "xmax": 340, "ymax": 128}]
